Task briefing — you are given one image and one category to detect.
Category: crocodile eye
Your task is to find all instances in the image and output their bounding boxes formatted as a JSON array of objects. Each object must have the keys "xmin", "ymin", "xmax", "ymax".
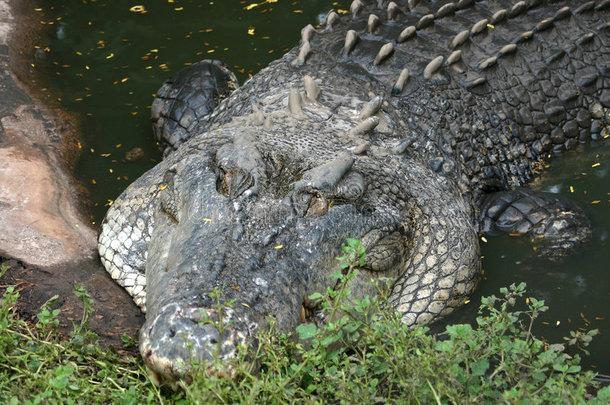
[
  {"xmin": 217, "ymin": 168, "xmax": 253, "ymax": 199},
  {"xmin": 292, "ymin": 190, "xmax": 330, "ymax": 217}
]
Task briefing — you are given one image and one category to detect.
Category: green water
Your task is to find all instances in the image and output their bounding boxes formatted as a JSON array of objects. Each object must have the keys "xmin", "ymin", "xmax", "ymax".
[{"xmin": 31, "ymin": 1, "xmax": 608, "ymax": 370}]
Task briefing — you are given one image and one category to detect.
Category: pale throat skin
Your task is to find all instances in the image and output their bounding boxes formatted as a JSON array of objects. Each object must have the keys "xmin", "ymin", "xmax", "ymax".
[{"xmin": 98, "ymin": 0, "xmax": 607, "ymax": 384}]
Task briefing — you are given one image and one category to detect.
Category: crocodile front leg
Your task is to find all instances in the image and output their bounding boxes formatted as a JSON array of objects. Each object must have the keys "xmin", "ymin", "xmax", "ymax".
[
  {"xmin": 478, "ymin": 188, "xmax": 592, "ymax": 258},
  {"xmin": 151, "ymin": 59, "xmax": 238, "ymax": 157}
]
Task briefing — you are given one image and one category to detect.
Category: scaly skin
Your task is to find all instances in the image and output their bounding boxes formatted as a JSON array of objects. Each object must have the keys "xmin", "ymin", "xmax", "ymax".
[{"xmin": 98, "ymin": 0, "xmax": 608, "ymax": 384}]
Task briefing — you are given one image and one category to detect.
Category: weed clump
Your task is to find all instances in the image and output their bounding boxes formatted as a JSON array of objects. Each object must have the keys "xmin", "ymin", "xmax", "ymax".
[{"xmin": 1, "ymin": 242, "xmax": 608, "ymax": 404}]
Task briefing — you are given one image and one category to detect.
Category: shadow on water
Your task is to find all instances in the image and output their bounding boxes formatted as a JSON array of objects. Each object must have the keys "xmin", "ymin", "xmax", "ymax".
[{"xmin": 30, "ymin": 1, "xmax": 608, "ymax": 370}]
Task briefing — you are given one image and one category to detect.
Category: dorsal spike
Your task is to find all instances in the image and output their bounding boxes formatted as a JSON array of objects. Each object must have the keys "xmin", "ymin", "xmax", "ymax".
[
  {"xmin": 398, "ymin": 26, "xmax": 416, "ymax": 42},
  {"xmin": 456, "ymin": 0, "xmax": 474, "ymax": 10},
  {"xmin": 373, "ymin": 43, "xmax": 394, "ymax": 66},
  {"xmin": 407, "ymin": 0, "xmax": 419, "ymax": 10},
  {"xmin": 303, "ymin": 75, "xmax": 320, "ymax": 102},
  {"xmin": 292, "ymin": 41, "xmax": 311, "ymax": 66},
  {"xmin": 554, "ymin": 6, "xmax": 571, "ymax": 20},
  {"xmin": 249, "ymin": 103, "xmax": 265, "ymax": 126},
  {"xmin": 513, "ymin": 30, "xmax": 534, "ymax": 44},
  {"xmin": 288, "ymin": 88, "xmax": 304, "ymax": 116},
  {"xmin": 534, "ymin": 18, "xmax": 554, "ymax": 33},
  {"xmin": 350, "ymin": 0, "xmax": 363, "ymax": 17},
  {"xmin": 490, "ymin": 9, "xmax": 507, "ymax": 24},
  {"xmin": 478, "ymin": 56, "xmax": 497, "ymax": 70},
  {"xmin": 498, "ymin": 43, "xmax": 517, "ymax": 57},
  {"xmin": 352, "ymin": 141, "xmax": 370, "ymax": 155},
  {"xmin": 416, "ymin": 14, "xmax": 434, "ymax": 30},
  {"xmin": 301, "ymin": 24, "xmax": 315, "ymax": 42},
  {"xmin": 360, "ymin": 96, "xmax": 383, "ymax": 120},
  {"xmin": 450, "ymin": 30, "xmax": 469, "ymax": 48},
  {"xmin": 349, "ymin": 117, "xmax": 380, "ymax": 136},
  {"xmin": 465, "ymin": 77, "xmax": 486, "ymax": 89},
  {"xmin": 574, "ymin": 1, "xmax": 595, "ymax": 14},
  {"xmin": 367, "ymin": 14, "xmax": 380, "ymax": 33},
  {"xmin": 435, "ymin": 3, "xmax": 456, "ymax": 19},
  {"xmin": 392, "ymin": 136, "xmax": 416, "ymax": 154},
  {"xmin": 596, "ymin": 0, "xmax": 610, "ymax": 11},
  {"xmin": 446, "ymin": 50, "xmax": 462, "ymax": 65},
  {"xmin": 325, "ymin": 10, "xmax": 339, "ymax": 31},
  {"xmin": 576, "ymin": 32, "xmax": 595, "ymax": 45},
  {"xmin": 387, "ymin": 2, "xmax": 400, "ymax": 20},
  {"xmin": 263, "ymin": 116, "xmax": 274, "ymax": 130},
  {"xmin": 392, "ymin": 68, "xmax": 410, "ymax": 95},
  {"xmin": 471, "ymin": 19, "xmax": 488, "ymax": 35},
  {"xmin": 509, "ymin": 1, "xmax": 527, "ymax": 18},
  {"xmin": 424, "ymin": 56, "xmax": 444, "ymax": 79},
  {"xmin": 343, "ymin": 30, "xmax": 359, "ymax": 55}
]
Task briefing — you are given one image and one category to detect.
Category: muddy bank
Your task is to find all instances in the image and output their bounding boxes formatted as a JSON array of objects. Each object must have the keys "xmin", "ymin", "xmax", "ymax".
[{"xmin": 0, "ymin": 0, "xmax": 142, "ymax": 347}]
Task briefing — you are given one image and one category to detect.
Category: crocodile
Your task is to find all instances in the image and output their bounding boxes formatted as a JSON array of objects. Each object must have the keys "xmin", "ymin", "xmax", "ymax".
[{"xmin": 98, "ymin": 0, "xmax": 609, "ymax": 384}]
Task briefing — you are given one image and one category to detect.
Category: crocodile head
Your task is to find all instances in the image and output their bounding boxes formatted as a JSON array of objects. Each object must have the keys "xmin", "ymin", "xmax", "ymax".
[{"xmin": 100, "ymin": 74, "xmax": 480, "ymax": 385}]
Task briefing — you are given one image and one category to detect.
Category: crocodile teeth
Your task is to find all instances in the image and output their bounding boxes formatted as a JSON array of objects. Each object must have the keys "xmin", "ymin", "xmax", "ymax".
[
  {"xmin": 387, "ymin": 2, "xmax": 399, "ymax": 20},
  {"xmin": 350, "ymin": 0, "xmax": 363, "ymax": 17},
  {"xmin": 397, "ymin": 26, "xmax": 416, "ymax": 42},
  {"xmin": 343, "ymin": 30, "xmax": 359, "ymax": 55},
  {"xmin": 349, "ymin": 117, "xmax": 380, "ymax": 136},
  {"xmin": 367, "ymin": 14, "xmax": 380, "ymax": 33},
  {"xmin": 288, "ymin": 88, "xmax": 304, "ymax": 116},
  {"xmin": 392, "ymin": 68, "xmax": 410, "ymax": 95},
  {"xmin": 301, "ymin": 24, "xmax": 315, "ymax": 42},
  {"xmin": 303, "ymin": 75, "xmax": 320, "ymax": 102},
  {"xmin": 359, "ymin": 96, "xmax": 383, "ymax": 120},
  {"xmin": 373, "ymin": 43, "xmax": 394, "ymax": 66},
  {"xmin": 424, "ymin": 56, "xmax": 444, "ymax": 80}
]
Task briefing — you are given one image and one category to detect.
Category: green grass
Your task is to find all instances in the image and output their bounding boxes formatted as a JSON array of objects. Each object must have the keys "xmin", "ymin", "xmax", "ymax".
[{"xmin": 1, "ymin": 245, "xmax": 608, "ymax": 404}]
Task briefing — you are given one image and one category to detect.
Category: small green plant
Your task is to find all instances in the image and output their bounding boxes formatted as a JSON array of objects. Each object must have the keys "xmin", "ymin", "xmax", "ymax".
[{"xmin": 1, "ymin": 248, "xmax": 607, "ymax": 404}]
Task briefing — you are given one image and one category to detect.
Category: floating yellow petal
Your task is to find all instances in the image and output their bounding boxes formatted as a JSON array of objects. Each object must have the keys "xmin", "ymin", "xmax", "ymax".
[{"xmin": 129, "ymin": 5, "xmax": 147, "ymax": 13}]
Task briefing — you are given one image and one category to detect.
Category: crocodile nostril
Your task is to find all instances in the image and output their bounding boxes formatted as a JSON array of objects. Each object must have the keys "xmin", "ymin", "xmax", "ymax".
[{"xmin": 217, "ymin": 168, "xmax": 253, "ymax": 199}]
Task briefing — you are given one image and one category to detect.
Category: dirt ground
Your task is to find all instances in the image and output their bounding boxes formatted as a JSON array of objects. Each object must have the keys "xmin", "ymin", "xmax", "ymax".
[
  {"xmin": 0, "ymin": 256, "xmax": 144, "ymax": 352},
  {"xmin": 0, "ymin": 0, "xmax": 143, "ymax": 351}
]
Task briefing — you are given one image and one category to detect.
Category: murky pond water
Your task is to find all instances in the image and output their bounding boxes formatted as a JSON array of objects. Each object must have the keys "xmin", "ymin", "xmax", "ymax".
[{"xmin": 31, "ymin": 1, "xmax": 608, "ymax": 369}]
